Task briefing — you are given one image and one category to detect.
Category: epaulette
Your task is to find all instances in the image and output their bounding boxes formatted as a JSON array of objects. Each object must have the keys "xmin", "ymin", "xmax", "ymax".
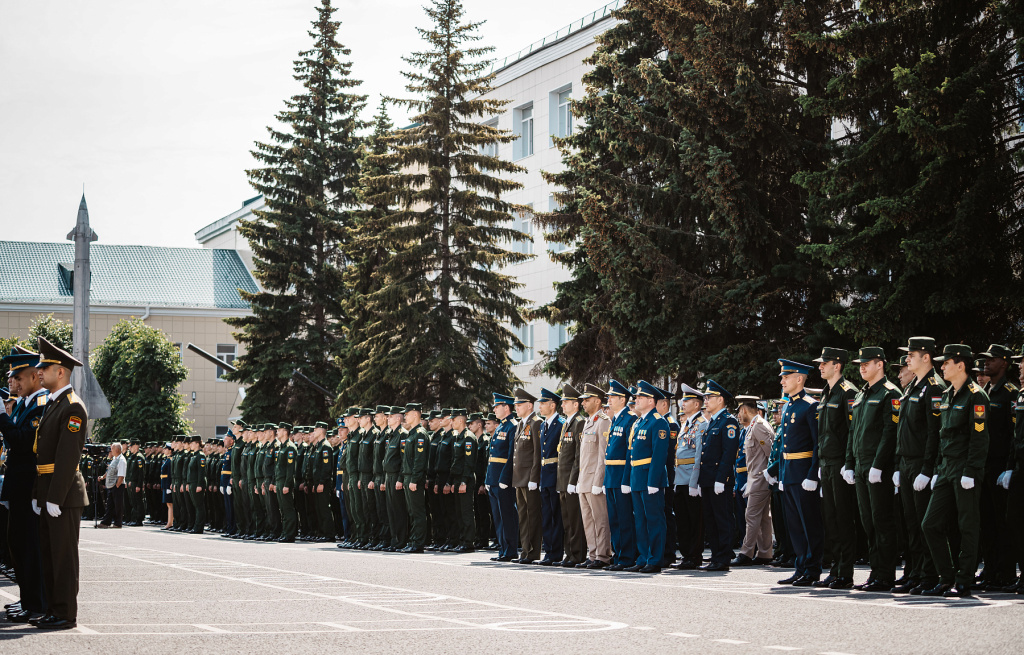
[
  {"xmin": 840, "ymin": 380, "xmax": 857, "ymax": 392},
  {"xmin": 928, "ymin": 376, "xmax": 941, "ymax": 386},
  {"xmin": 1007, "ymin": 382, "xmax": 1020, "ymax": 393},
  {"xmin": 696, "ymin": 414, "xmax": 708, "ymax": 423},
  {"xmin": 598, "ymin": 412, "xmax": 610, "ymax": 421},
  {"xmin": 37, "ymin": 395, "xmax": 47, "ymax": 406},
  {"xmin": 969, "ymin": 382, "xmax": 981, "ymax": 394},
  {"xmin": 653, "ymin": 412, "xmax": 662, "ymax": 420},
  {"xmin": 883, "ymin": 381, "xmax": 900, "ymax": 392},
  {"xmin": 68, "ymin": 391, "xmax": 83, "ymax": 406},
  {"xmin": 800, "ymin": 395, "xmax": 815, "ymax": 403},
  {"xmin": 628, "ymin": 411, "xmax": 637, "ymax": 416}
]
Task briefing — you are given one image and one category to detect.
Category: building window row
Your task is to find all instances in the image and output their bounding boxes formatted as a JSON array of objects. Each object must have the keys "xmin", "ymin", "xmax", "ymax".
[
  {"xmin": 510, "ymin": 321, "xmax": 570, "ymax": 366},
  {"xmin": 494, "ymin": 84, "xmax": 574, "ymax": 162}
]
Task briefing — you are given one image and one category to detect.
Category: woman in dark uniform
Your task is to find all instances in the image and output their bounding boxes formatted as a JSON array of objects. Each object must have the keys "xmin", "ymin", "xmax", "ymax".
[{"xmin": 160, "ymin": 444, "xmax": 173, "ymax": 529}]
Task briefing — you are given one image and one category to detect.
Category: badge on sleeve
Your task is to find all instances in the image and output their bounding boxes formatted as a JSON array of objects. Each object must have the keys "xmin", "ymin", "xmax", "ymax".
[
  {"xmin": 727, "ymin": 426, "xmax": 736, "ymax": 439},
  {"xmin": 659, "ymin": 430, "xmax": 666, "ymax": 439},
  {"xmin": 974, "ymin": 405, "xmax": 986, "ymax": 419},
  {"xmin": 68, "ymin": 416, "xmax": 82, "ymax": 432},
  {"xmin": 891, "ymin": 399, "xmax": 901, "ymax": 412}
]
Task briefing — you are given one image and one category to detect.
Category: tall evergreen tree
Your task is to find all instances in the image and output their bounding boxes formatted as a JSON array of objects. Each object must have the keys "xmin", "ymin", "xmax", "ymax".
[
  {"xmin": 226, "ymin": 0, "xmax": 367, "ymax": 423},
  {"xmin": 359, "ymin": 0, "xmax": 530, "ymax": 409}
]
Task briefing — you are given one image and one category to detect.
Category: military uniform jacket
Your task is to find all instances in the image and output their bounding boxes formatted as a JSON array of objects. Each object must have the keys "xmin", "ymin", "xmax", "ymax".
[
  {"xmin": 220, "ymin": 449, "xmax": 232, "ymax": 489},
  {"xmin": 32, "ymin": 387, "xmax": 89, "ymax": 508},
  {"xmin": 186, "ymin": 450, "xmax": 207, "ymax": 486},
  {"xmin": 539, "ymin": 414, "xmax": 565, "ymax": 489},
  {"xmin": 427, "ymin": 429, "xmax": 444, "ymax": 483},
  {"xmin": 449, "ymin": 429, "xmax": 477, "ymax": 487},
  {"xmin": 744, "ymin": 415, "xmax": 774, "ymax": 494},
  {"xmin": 372, "ymin": 428, "xmax": 388, "ymax": 487},
  {"xmin": 577, "ymin": 411, "xmax": 610, "ymax": 491},
  {"xmin": 603, "ymin": 409, "xmax": 637, "ymax": 488},
  {"xmin": 698, "ymin": 409, "xmax": 740, "ymax": 488},
  {"xmin": 734, "ymin": 445, "xmax": 747, "ymax": 493},
  {"xmin": 264, "ymin": 441, "xmax": 279, "ymax": 482},
  {"xmin": 0, "ymin": 389, "xmax": 46, "ymax": 502},
  {"xmin": 296, "ymin": 443, "xmax": 310, "ymax": 483},
  {"xmin": 315, "ymin": 441, "xmax": 334, "ymax": 486},
  {"xmin": 985, "ymin": 375, "xmax": 1018, "ymax": 469},
  {"xmin": 231, "ymin": 441, "xmax": 245, "ymax": 487},
  {"xmin": 846, "ymin": 377, "xmax": 901, "ymax": 471},
  {"xmin": 160, "ymin": 457, "xmax": 171, "ymax": 493},
  {"xmin": 383, "ymin": 428, "xmax": 405, "ymax": 475},
  {"xmin": 435, "ymin": 429, "xmax": 456, "ymax": 487},
  {"xmin": 475, "ymin": 433, "xmax": 489, "ymax": 489},
  {"xmin": 936, "ymin": 381, "xmax": 989, "ymax": 481},
  {"xmin": 126, "ymin": 451, "xmax": 144, "ymax": 485},
  {"xmin": 1013, "ymin": 388, "xmax": 1024, "ymax": 472},
  {"xmin": 663, "ymin": 414, "xmax": 680, "ymax": 486},
  {"xmin": 512, "ymin": 413, "xmax": 543, "ymax": 488},
  {"xmin": 344, "ymin": 430, "xmax": 362, "ymax": 485},
  {"xmin": 770, "ymin": 390, "xmax": 820, "ymax": 484},
  {"xmin": 896, "ymin": 373, "xmax": 947, "ymax": 476},
  {"xmin": 485, "ymin": 418, "xmax": 516, "ymax": 487},
  {"xmin": 401, "ymin": 426, "xmax": 430, "ymax": 485},
  {"xmin": 275, "ymin": 440, "xmax": 297, "ymax": 487},
  {"xmin": 171, "ymin": 450, "xmax": 184, "ymax": 486},
  {"xmin": 556, "ymin": 412, "xmax": 584, "ymax": 492},
  {"xmin": 674, "ymin": 413, "xmax": 707, "ymax": 488},
  {"xmin": 817, "ymin": 377, "xmax": 857, "ymax": 466},
  {"xmin": 625, "ymin": 410, "xmax": 671, "ymax": 489},
  {"xmin": 358, "ymin": 429, "xmax": 376, "ymax": 479}
]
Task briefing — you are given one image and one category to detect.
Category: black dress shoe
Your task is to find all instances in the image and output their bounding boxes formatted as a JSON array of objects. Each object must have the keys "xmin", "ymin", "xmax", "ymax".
[
  {"xmin": 778, "ymin": 573, "xmax": 802, "ymax": 585},
  {"xmin": 699, "ymin": 562, "xmax": 729, "ymax": 572},
  {"xmin": 829, "ymin": 577, "xmax": 855, "ymax": 589},
  {"xmin": 576, "ymin": 560, "xmax": 593, "ymax": 568},
  {"xmin": 639, "ymin": 565, "xmax": 662, "ymax": 574},
  {"xmin": 792, "ymin": 575, "xmax": 819, "ymax": 587},
  {"xmin": 7, "ymin": 610, "xmax": 44, "ymax": 623},
  {"xmin": 920, "ymin": 583, "xmax": 952, "ymax": 596},
  {"xmin": 731, "ymin": 554, "xmax": 756, "ymax": 566},
  {"xmin": 812, "ymin": 574, "xmax": 837, "ymax": 588},
  {"xmin": 190, "ymin": 529, "xmax": 204, "ymax": 535},
  {"xmin": 674, "ymin": 559, "xmax": 698, "ymax": 570},
  {"xmin": 406, "ymin": 546, "xmax": 424, "ymax": 554},
  {"xmin": 586, "ymin": 560, "xmax": 608, "ymax": 569},
  {"xmin": 28, "ymin": 614, "xmax": 55, "ymax": 626},
  {"xmin": 910, "ymin": 579, "xmax": 936, "ymax": 595},
  {"xmin": 517, "ymin": 559, "xmax": 536, "ymax": 565},
  {"xmin": 624, "ymin": 564, "xmax": 643, "ymax": 572},
  {"xmin": 853, "ymin": 577, "xmax": 876, "ymax": 591},
  {"xmin": 894, "ymin": 573, "xmax": 910, "ymax": 586},
  {"xmin": 606, "ymin": 564, "xmax": 625, "ymax": 571},
  {"xmin": 4, "ymin": 601, "xmax": 21, "ymax": 611},
  {"xmin": 944, "ymin": 584, "xmax": 972, "ymax": 598},
  {"xmin": 753, "ymin": 557, "xmax": 773, "ymax": 565},
  {"xmin": 496, "ymin": 555, "xmax": 514, "ymax": 562},
  {"xmin": 454, "ymin": 546, "xmax": 474, "ymax": 554},
  {"xmin": 562, "ymin": 560, "xmax": 580, "ymax": 568},
  {"xmin": 35, "ymin": 616, "xmax": 76, "ymax": 630},
  {"xmin": 279, "ymin": 537, "xmax": 296, "ymax": 543},
  {"xmin": 858, "ymin": 579, "xmax": 894, "ymax": 592},
  {"xmin": 537, "ymin": 559, "xmax": 555, "ymax": 566},
  {"xmin": 892, "ymin": 580, "xmax": 920, "ymax": 594}
]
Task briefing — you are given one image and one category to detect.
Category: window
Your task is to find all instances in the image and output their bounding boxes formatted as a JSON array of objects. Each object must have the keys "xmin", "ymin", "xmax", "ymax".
[
  {"xmin": 216, "ymin": 343, "xmax": 237, "ymax": 380},
  {"xmin": 172, "ymin": 342, "xmax": 184, "ymax": 363},
  {"xmin": 215, "ymin": 425, "xmax": 229, "ymax": 438},
  {"xmin": 513, "ymin": 204, "xmax": 534, "ymax": 255},
  {"xmin": 549, "ymin": 85, "xmax": 572, "ymax": 145},
  {"xmin": 514, "ymin": 103, "xmax": 534, "ymax": 159},
  {"xmin": 548, "ymin": 323, "xmax": 569, "ymax": 351},
  {"xmin": 512, "ymin": 323, "xmax": 535, "ymax": 365},
  {"xmin": 547, "ymin": 194, "xmax": 568, "ymax": 254},
  {"xmin": 479, "ymin": 119, "xmax": 499, "ymax": 158}
]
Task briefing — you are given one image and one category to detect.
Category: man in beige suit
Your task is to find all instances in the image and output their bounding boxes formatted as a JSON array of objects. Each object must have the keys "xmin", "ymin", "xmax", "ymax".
[
  {"xmin": 511, "ymin": 388, "xmax": 543, "ymax": 563},
  {"xmin": 732, "ymin": 397, "xmax": 774, "ymax": 566},
  {"xmin": 576, "ymin": 384, "xmax": 612, "ymax": 569}
]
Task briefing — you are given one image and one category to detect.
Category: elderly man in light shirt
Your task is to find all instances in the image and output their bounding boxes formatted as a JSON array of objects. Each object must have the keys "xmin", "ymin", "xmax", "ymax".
[{"xmin": 97, "ymin": 443, "xmax": 126, "ymax": 528}]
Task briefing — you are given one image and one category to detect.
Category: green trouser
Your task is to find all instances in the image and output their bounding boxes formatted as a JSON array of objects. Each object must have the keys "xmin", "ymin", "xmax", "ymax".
[
  {"xmin": 251, "ymin": 482, "xmax": 266, "ymax": 535},
  {"xmin": 376, "ymin": 487, "xmax": 389, "ymax": 543},
  {"xmin": 315, "ymin": 489, "xmax": 334, "ymax": 538},
  {"xmin": 172, "ymin": 488, "xmax": 182, "ymax": 527},
  {"xmin": 458, "ymin": 489, "xmax": 475, "ymax": 546},
  {"xmin": 361, "ymin": 477, "xmax": 378, "ymax": 541},
  {"xmin": 405, "ymin": 485, "xmax": 427, "ymax": 547},
  {"xmin": 278, "ymin": 487, "xmax": 297, "ymax": 539},
  {"xmin": 234, "ymin": 481, "xmax": 250, "ymax": 534},
  {"xmin": 386, "ymin": 474, "xmax": 409, "ymax": 548},
  {"xmin": 922, "ymin": 476, "xmax": 980, "ymax": 586},
  {"xmin": 855, "ymin": 465, "xmax": 898, "ymax": 582},
  {"xmin": 348, "ymin": 484, "xmax": 364, "ymax": 542},
  {"xmin": 898, "ymin": 457, "xmax": 937, "ymax": 583},
  {"xmin": 265, "ymin": 486, "xmax": 280, "ymax": 534},
  {"xmin": 189, "ymin": 488, "xmax": 206, "ymax": 532},
  {"xmin": 821, "ymin": 463, "xmax": 858, "ymax": 578}
]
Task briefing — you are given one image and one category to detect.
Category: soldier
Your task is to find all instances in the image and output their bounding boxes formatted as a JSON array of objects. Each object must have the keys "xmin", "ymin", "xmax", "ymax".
[
  {"xmin": 843, "ymin": 347, "xmax": 901, "ymax": 591},
  {"xmin": 382, "ymin": 406, "xmax": 409, "ymax": 551},
  {"xmin": 605, "ymin": 379, "xmax": 638, "ymax": 571},
  {"xmin": 556, "ymin": 384, "xmax": 586, "ymax": 568},
  {"xmin": 273, "ymin": 423, "xmax": 299, "ymax": 543},
  {"xmin": 448, "ymin": 409, "xmax": 479, "ymax": 553},
  {"xmin": 338, "ymin": 409, "xmax": 361, "ymax": 547},
  {"xmin": 732, "ymin": 396, "xmax": 774, "ymax": 567},
  {"xmin": 400, "ymin": 403, "xmax": 430, "ymax": 553},
  {"xmin": 576, "ymin": 384, "xmax": 611, "ymax": 569},
  {"xmin": 625, "ymin": 381, "xmax": 671, "ymax": 573},
  {"xmin": 891, "ymin": 337, "xmax": 946, "ymax": 593},
  {"xmin": 247, "ymin": 425, "xmax": 269, "ymax": 540},
  {"xmin": 434, "ymin": 409, "xmax": 458, "ymax": 550},
  {"xmin": 309, "ymin": 422, "xmax": 334, "ymax": 542},
  {"xmin": 511, "ymin": 389, "xmax": 543, "ymax": 564},
  {"xmin": 537, "ymin": 388, "xmax": 565, "ymax": 565},
  {"xmin": 655, "ymin": 386, "xmax": 680, "ymax": 567},
  {"xmin": 426, "ymin": 409, "xmax": 447, "ymax": 549},
  {"xmin": 475, "ymin": 413, "xmax": 495, "ymax": 550},
  {"xmin": 921, "ymin": 344, "xmax": 990, "ymax": 597},
  {"xmin": 976, "ymin": 344, "xmax": 1017, "ymax": 589},
  {"xmin": 125, "ymin": 439, "xmax": 144, "ymax": 526},
  {"xmin": 810, "ymin": 347, "xmax": 858, "ymax": 588},
  {"xmin": 1002, "ymin": 348, "xmax": 1024, "ymax": 593},
  {"xmin": 357, "ymin": 411, "xmax": 379, "ymax": 548},
  {"xmin": 371, "ymin": 413, "xmax": 391, "ymax": 549},
  {"xmin": 329, "ymin": 427, "xmax": 346, "ymax": 541},
  {"xmin": 673, "ymin": 384, "xmax": 708, "ymax": 570},
  {"xmin": 220, "ymin": 432, "xmax": 236, "ymax": 537},
  {"xmin": 262, "ymin": 424, "xmax": 282, "ymax": 541},
  {"xmin": 486, "ymin": 394, "xmax": 518, "ymax": 562},
  {"xmin": 696, "ymin": 380, "xmax": 740, "ymax": 572},
  {"xmin": 185, "ymin": 435, "xmax": 207, "ymax": 534},
  {"xmin": 228, "ymin": 422, "xmax": 248, "ymax": 539}
]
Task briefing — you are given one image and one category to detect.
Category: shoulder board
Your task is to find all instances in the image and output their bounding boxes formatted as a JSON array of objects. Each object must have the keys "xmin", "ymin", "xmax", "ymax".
[
  {"xmin": 969, "ymin": 382, "xmax": 981, "ymax": 393},
  {"xmin": 696, "ymin": 414, "xmax": 708, "ymax": 423},
  {"xmin": 800, "ymin": 396, "xmax": 815, "ymax": 403},
  {"xmin": 883, "ymin": 381, "xmax": 900, "ymax": 392},
  {"xmin": 1007, "ymin": 382, "xmax": 1019, "ymax": 392},
  {"xmin": 840, "ymin": 380, "xmax": 856, "ymax": 392},
  {"xmin": 653, "ymin": 412, "xmax": 662, "ymax": 420},
  {"xmin": 68, "ymin": 391, "xmax": 83, "ymax": 406},
  {"xmin": 928, "ymin": 376, "xmax": 941, "ymax": 386},
  {"xmin": 597, "ymin": 412, "xmax": 609, "ymax": 420},
  {"xmin": 628, "ymin": 411, "xmax": 637, "ymax": 417},
  {"xmin": 37, "ymin": 395, "xmax": 47, "ymax": 406}
]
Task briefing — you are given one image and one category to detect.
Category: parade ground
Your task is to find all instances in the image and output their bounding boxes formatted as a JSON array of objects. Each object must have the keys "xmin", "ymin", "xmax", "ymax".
[{"xmin": 0, "ymin": 527, "xmax": 1018, "ymax": 654}]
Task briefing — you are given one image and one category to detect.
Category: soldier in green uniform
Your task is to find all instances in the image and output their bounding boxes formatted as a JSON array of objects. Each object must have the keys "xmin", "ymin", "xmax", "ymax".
[
  {"xmin": 262, "ymin": 424, "xmax": 282, "ymax": 540},
  {"xmin": 434, "ymin": 411, "xmax": 458, "ymax": 550},
  {"xmin": 813, "ymin": 347, "xmax": 859, "ymax": 589},
  {"xmin": 339, "ymin": 408, "xmax": 362, "ymax": 547},
  {"xmin": 181, "ymin": 436, "xmax": 196, "ymax": 531},
  {"xmin": 309, "ymin": 422, "xmax": 334, "ymax": 542},
  {"xmin": 185, "ymin": 435, "xmax": 207, "ymax": 534},
  {"xmin": 921, "ymin": 344, "xmax": 990, "ymax": 597},
  {"xmin": 125, "ymin": 440, "xmax": 143, "ymax": 526},
  {"xmin": 371, "ymin": 410, "xmax": 391, "ymax": 549},
  {"xmin": 401, "ymin": 403, "xmax": 430, "ymax": 552},
  {"xmin": 976, "ymin": 343, "xmax": 1018, "ymax": 589},
  {"xmin": 425, "ymin": 409, "xmax": 446, "ymax": 548},
  {"xmin": 169, "ymin": 437, "xmax": 184, "ymax": 530},
  {"xmin": 356, "ymin": 410, "xmax": 379, "ymax": 548},
  {"xmin": 247, "ymin": 426, "xmax": 268, "ymax": 540},
  {"xmin": 273, "ymin": 423, "xmax": 298, "ymax": 542},
  {"xmin": 891, "ymin": 337, "xmax": 947, "ymax": 593},
  {"xmin": 384, "ymin": 406, "xmax": 409, "ymax": 551},
  {"xmin": 228, "ymin": 422, "xmax": 248, "ymax": 539},
  {"xmin": 843, "ymin": 346, "xmax": 902, "ymax": 591},
  {"xmin": 476, "ymin": 414, "xmax": 495, "ymax": 549},
  {"xmin": 450, "ymin": 410, "xmax": 480, "ymax": 552},
  {"xmin": 293, "ymin": 429, "xmax": 309, "ymax": 538}
]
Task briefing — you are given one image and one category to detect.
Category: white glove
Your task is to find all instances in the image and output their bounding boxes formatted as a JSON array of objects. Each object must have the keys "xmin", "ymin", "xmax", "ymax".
[
  {"xmin": 485, "ymin": 484, "xmax": 491, "ymax": 492},
  {"xmin": 336, "ymin": 490, "xmax": 340, "ymax": 497},
  {"xmin": 998, "ymin": 471, "xmax": 1012, "ymax": 490},
  {"xmin": 226, "ymin": 486, "xmax": 232, "ymax": 496},
  {"xmin": 763, "ymin": 470, "xmax": 777, "ymax": 485},
  {"xmin": 31, "ymin": 499, "xmax": 40, "ymax": 515},
  {"xmin": 688, "ymin": 486, "xmax": 699, "ymax": 497},
  {"xmin": 592, "ymin": 485, "xmax": 604, "ymax": 495},
  {"xmin": 960, "ymin": 476, "xmax": 975, "ymax": 490},
  {"xmin": 647, "ymin": 486, "xmax": 658, "ymax": 494},
  {"xmin": 779, "ymin": 482, "xmax": 784, "ymax": 491},
  {"xmin": 46, "ymin": 502, "xmax": 62, "ymax": 517},
  {"xmin": 930, "ymin": 474, "xmax": 938, "ymax": 490},
  {"xmin": 892, "ymin": 471, "xmax": 900, "ymax": 487},
  {"xmin": 567, "ymin": 484, "xmax": 576, "ymax": 494},
  {"xmin": 741, "ymin": 482, "xmax": 748, "ymax": 494},
  {"xmin": 802, "ymin": 479, "xmax": 818, "ymax": 492},
  {"xmin": 913, "ymin": 473, "xmax": 929, "ymax": 491},
  {"xmin": 527, "ymin": 481, "xmax": 538, "ymax": 491},
  {"xmin": 842, "ymin": 469, "xmax": 856, "ymax": 485},
  {"xmin": 499, "ymin": 483, "xmax": 508, "ymax": 489},
  {"xmin": 868, "ymin": 467, "xmax": 882, "ymax": 484},
  {"xmin": 220, "ymin": 486, "xmax": 226, "ymax": 495},
  {"xmin": 714, "ymin": 482, "xmax": 725, "ymax": 495},
  {"xmin": 621, "ymin": 485, "xmax": 631, "ymax": 494}
]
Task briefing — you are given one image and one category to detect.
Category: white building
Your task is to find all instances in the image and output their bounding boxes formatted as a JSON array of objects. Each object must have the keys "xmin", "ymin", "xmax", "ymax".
[{"xmin": 194, "ymin": 1, "xmax": 621, "ymax": 395}]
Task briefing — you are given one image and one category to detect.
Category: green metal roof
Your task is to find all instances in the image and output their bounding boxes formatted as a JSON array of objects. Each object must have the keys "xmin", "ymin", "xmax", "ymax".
[{"xmin": 0, "ymin": 241, "xmax": 257, "ymax": 309}]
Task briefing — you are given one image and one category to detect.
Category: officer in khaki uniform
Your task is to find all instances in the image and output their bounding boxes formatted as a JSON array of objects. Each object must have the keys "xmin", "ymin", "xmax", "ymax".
[
  {"xmin": 30, "ymin": 337, "xmax": 89, "ymax": 630},
  {"xmin": 511, "ymin": 388, "xmax": 543, "ymax": 563},
  {"xmin": 921, "ymin": 344, "xmax": 990, "ymax": 597},
  {"xmin": 732, "ymin": 396, "xmax": 774, "ymax": 566},
  {"xmin": 576, "ymin": 384, "xmax": 611, "ymax": 568},
  {"xmin": 556, "ymin": 384, "xmax": 586, "ymax": 567}
]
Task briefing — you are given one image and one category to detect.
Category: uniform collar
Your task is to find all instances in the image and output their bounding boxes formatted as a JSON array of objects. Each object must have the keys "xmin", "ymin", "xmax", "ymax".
[{"xmin": 48, "ymin": 384, "xmax": 73, "ymax": 401}]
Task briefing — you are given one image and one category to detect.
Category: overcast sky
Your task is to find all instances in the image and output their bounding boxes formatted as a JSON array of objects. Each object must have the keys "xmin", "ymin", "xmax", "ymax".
[{"xmin": 0, "ymin": 0, "xmax": 604, "ymax": 248}]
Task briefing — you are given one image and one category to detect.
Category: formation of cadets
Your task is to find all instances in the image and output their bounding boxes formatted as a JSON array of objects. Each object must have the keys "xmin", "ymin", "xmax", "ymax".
[{"xmin": 6, "ymin": 336, "xmax": 1022, "ymax": 606}]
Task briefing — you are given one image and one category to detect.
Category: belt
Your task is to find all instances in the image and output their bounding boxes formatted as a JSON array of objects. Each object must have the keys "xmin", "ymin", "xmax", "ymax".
[
  {"xmin": 36, "ymin": 464, "xmax": 79, "ymax": 474},
  {"xmin": 675, "ymin": 457, "xmax": 695, "ymax": 465},
  {"xmin": 542, "ymin": 457, "xmax": 559, "ymax": 465},
  {"xmin": 605, "ymin": 459, "xmax": 626, "ymax": 465},
  {"xmin": 736, "ymin": 466, "xmax": 748, "ymax": 473},
  {"xmin": 489, "ymin": 457, "xmax": 508, "ymax": 464},
  {"xmin": 631, "ymin": 457, "xmax": 652, "ymax": 466},
  {"xmin": 783, "ymin": 451, "xmax": 813, "ymax": 460},
  {"xmin": 222, "ymin": 471, "xmax": 232, "ymax": 475},
  {"xmin": 160, "ymin": 474, "xmax": 168, "ymax": 479}
]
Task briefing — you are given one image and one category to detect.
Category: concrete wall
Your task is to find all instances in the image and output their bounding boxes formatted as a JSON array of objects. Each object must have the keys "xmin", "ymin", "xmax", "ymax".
[{"xmin": 0, "ymin": 307, "xmax": 245, "ymax": 441}]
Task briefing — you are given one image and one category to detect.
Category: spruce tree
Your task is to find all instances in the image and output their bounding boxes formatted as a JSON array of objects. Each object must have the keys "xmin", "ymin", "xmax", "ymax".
[
  {"xmin": 226, "ymin": 0, "xmax": 367, "ymax": 423},
  {"xmin": 359, "ymin": 0, "xmax": 529, "ymax": 409}
]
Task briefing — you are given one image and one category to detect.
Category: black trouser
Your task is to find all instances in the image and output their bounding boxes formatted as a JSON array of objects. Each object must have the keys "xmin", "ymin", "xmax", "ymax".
[
  {"xmin": 673, "ymin": 485, "xmax": 703, "ymax": 563},
  {"xmin": 1006, "ymin": 471, "xmax": 1024, "ymax": 580},
  {"xmin": 700, "ymin": 484, "xmax": 734, "ymax": 565},
  {"xmin": 101, "ymin": 485, "xmax": 124, "ymax": 527},
  {"xmin": 663, "ymin": 485, "xmax": 677, "ymax": 561},
  {"xmin": 386, "ymin": 474, "xmax": 409, "ymax": 548},
  {"xmin": 980, "ymin": 462, "xmax": 1014, "ymax": 583},
  {"xmin": 39, "ymin": 505, "xmax": 83, "ymax": 622},
  {"xmin": 898, "ymin": 457, "xmax": 937, "ymax": 583},
  {"xmin": 7, "ymin": 494, "xmax": 46, "ymax": 613},
  {"xmin": 771, "ymin": 487, "xmax": 791, "ymax": 560},
  {"xmin": 820, "ymin": 463, "xmax": 857, "ymax": 578}
]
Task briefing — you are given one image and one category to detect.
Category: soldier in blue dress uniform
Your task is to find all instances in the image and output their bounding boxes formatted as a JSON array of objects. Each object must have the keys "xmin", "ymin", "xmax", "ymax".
[
  {"xmin": 655, "ymin": 386, "xmax": 679, "ymax": 566},
  {"xmin": 767, "ymin": 359, "xmax": 824, "ymax": 586},
  {"xmin": 697, "ymin": 380, "xmax": 741, "ymax": 571},
  {"xmin": 605, "ymin": 379, "xmax": 639, "ymax": 571},
  {"xmin": 624, "ymin": 381, "xmax": 672, "ymax": 573},
  {"xmin": 537, "ymin": 388, "xmax": 565, "ymax": 565},
  {"xmin": 486, "ymin": 393, "xmax": 519, "ymax": 562}
]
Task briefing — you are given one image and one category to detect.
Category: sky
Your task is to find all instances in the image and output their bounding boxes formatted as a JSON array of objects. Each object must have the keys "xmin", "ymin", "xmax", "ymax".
[{"xmin": 0, "ymin": 0, "xmax": 605, "ymax": 248}]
